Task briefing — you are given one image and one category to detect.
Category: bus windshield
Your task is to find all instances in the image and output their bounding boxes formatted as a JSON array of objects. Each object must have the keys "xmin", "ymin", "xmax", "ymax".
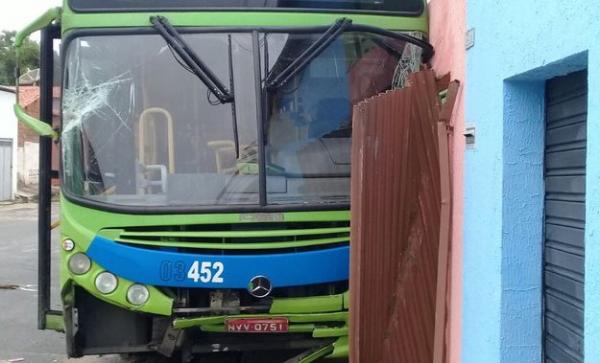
[{"xmin": 62, "ymin": 30, "xmax": 422, "ymax": 208}]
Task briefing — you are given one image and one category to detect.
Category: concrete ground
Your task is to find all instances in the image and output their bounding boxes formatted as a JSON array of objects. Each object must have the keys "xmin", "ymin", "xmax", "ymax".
[
  {"xmin": 0, "ymin": 203, "xmax": 117, "ymax": 363},
  {"xmin": 0, "ymin": 203, "xmax": 191, "ymax": 363}
]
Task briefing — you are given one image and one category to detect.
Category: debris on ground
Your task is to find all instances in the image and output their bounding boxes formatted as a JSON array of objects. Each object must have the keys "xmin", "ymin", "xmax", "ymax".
[{"xmin": 0, "ymin": 284, "xmax": 19, "ymax": 290}]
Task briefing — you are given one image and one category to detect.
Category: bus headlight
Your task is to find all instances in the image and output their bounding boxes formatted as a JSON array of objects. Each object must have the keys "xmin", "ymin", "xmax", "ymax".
[
  {"xmin": 68, "ymin": 253, "xmax": 91, "ymax": 275},
  {"xmin": 127, "ymin": 284, "xmax": 149, "ymax": 305},
  {"xmin": 62, "ymin": 239, "xmax": 75, "ymax": 251},
  {"xmin": 95, "ymin": 272, "xmax": 118, "ymax": 294}
]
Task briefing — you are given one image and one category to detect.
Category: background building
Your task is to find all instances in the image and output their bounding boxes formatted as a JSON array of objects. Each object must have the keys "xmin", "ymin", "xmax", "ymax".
[
  {"xmin": 15, "ymin": 69, "xmax": 60, "ymax": 192},
  {"xmin": 0, "ymin": 86, "xmax": 17, "ymax": 201},
  {"xmin": 0, "ymin": 86, "xmax": 18, "ymax": 200},
  {"xmin": 17, "ymin": 85, "xmax": 44, "ymax": 187}
]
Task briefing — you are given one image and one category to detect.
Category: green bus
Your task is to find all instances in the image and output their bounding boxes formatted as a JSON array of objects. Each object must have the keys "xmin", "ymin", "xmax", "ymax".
[{"xmin": 14, "ymin": 1, "xmax": 432, "ymax": 361}]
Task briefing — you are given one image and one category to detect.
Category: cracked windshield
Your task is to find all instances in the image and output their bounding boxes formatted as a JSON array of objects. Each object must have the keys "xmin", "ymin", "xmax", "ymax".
[{"xmin": 63, "ymin": 31, "xmax": 420, "ymax": 207}]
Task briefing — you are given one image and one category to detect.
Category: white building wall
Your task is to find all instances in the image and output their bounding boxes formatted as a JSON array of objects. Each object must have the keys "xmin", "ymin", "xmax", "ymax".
[
  {"xmin": 21, "ymin": 141, "xmax": 39, "ymax": 185},
  {"xmin": 0, "ymin": 89, "xmax": 19, "ymax": 199}
]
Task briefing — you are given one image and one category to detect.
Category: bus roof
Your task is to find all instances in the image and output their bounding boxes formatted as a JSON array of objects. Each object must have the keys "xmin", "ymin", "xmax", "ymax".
[{"xmin": 67, "ymin": 0, "xmax": 424, "ymax": 16}]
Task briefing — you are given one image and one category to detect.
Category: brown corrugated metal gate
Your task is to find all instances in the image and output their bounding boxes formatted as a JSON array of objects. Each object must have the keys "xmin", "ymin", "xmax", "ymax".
[{"xmin": 350, "ymin": 70, "xmax": 458, "ymax": 363}]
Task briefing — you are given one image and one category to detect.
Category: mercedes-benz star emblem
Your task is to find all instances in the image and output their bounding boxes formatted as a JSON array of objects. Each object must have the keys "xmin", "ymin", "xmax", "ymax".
[{"xmin": 248, "ymin": 276, "xmax": 272, "ymax": 298}]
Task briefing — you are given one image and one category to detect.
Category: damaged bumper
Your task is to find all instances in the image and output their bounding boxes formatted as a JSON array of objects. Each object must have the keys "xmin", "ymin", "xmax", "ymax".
[{"xmin": 172, "ymin": 311, "xmax": 349, "ymax": 360}]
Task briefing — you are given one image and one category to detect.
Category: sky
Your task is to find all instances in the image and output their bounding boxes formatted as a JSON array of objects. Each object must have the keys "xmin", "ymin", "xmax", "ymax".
[{"xmin": 0, "ymin": 0, "xmax": 61, "ymax": 35}]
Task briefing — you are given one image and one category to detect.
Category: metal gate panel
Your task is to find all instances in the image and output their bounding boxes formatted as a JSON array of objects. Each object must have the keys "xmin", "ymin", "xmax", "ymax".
[
  {"xmin": 544, "ymin": 70, "xmax": 587, "ymax": 363},
  {"xmin": 0, "ymin": 139, "xmax": 12, "ymax": 201},
  {"xmin": 350, "ymin": 70, "xmax": 458, "ymax": 363}
]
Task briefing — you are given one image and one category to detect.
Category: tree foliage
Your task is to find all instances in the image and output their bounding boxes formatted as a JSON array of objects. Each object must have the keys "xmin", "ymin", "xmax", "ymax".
[{"xmin": 0, "ymin": 30, "xmax": 40, "ymax": 85}]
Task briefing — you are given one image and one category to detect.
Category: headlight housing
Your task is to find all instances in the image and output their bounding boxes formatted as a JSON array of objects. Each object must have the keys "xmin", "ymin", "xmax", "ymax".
[
  {"xmin": 95, "ymin": 272, "xmax": 118, "ymax": 294},
  {"xmin": 127, "ymin": 284, "xmax": 150, "ymax": 305},
  {"xmin": 68, "ymin": 253, "xmax": 91, "ymax": 275},
  {"xmin": 62, "ymin": 239, "xmax": 75, "ymax": 251}
]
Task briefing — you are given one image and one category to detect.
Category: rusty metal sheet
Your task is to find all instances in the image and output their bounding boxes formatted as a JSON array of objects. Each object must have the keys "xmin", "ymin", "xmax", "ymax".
[
  {"xmin": 350, "ymin": 70, "xmax": 459, "ymax": 363},
  {"xmin": 433, "ymin": 80, "xmax": 460, "ymax": 363}
]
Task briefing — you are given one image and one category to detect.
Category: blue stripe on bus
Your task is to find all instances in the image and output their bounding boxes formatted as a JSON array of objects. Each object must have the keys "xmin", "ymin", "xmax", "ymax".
[{"xmin": 86, "ymin": 235, "xmax": 349, "ymax": 289}]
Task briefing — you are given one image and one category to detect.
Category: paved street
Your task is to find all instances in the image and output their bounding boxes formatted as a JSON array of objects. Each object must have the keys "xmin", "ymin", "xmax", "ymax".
[{"xmin": 0, "ymin": 203, "xmax": 122, "ymax": 363}]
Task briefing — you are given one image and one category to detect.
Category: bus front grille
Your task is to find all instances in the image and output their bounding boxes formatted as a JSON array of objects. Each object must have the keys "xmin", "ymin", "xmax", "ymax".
[{"xmin": 100, "ymin": 220, "xmax": 350, "ymax": 254}]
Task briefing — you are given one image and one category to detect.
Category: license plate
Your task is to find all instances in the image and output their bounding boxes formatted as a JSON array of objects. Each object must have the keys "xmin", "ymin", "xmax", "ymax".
[{"xmin": 225, "ymin": 317, "xmax": 289, "ymax": 333}]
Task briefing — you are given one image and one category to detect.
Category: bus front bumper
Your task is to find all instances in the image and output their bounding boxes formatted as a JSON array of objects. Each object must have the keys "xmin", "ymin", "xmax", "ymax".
[{"xmin": 172, "ymin": 312, "xmax": 349, "ymax": 359}]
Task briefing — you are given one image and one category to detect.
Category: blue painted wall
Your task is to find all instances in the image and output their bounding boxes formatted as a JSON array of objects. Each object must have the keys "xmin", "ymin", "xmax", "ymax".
[{"xmin": 464, "ymin": 1, "xmax": 600, "ymax": 362}]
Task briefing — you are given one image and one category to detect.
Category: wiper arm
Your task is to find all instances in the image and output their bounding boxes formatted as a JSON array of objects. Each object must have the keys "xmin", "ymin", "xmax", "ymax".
[
  {"xmin": 266, "ymin": 18, "xmax": 353, "ymax": 91},
  {"xmin": 150, "ymin": 16, "xmax": 233, "ymax": 103}
]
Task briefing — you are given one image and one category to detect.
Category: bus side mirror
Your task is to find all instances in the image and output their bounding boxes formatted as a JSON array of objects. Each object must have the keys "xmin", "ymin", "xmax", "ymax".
[
  {"xmin": 13, "ymin": 7, "xmax": 62, "ymax": 140},
  {"xmin": 14, "ymin": 103, "xmax": 57, "ymax": 138}
]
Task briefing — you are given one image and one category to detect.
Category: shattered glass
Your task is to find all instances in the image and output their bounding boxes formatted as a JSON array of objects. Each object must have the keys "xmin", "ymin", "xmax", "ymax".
[
  {"xmin": 392, "ymin": 31, "xmax": 423, "ymax": 89},
  {"xmin": 63, "ymin": 38, "xmax": 137, "ymax": 198},
  {"xmin": 62, "ymin": 34, "xmax": 260, "ymax": 206}
]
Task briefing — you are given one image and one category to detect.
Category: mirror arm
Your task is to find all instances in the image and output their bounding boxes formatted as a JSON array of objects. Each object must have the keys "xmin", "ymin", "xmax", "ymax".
[
  {"xmin": 15, "ymin": 7, "xmax": 61, "ymax": 50},
  {"xmin": 14, "ymin": 104, "xmax": 57, "ymax": 138},
  {"xmin": 13, "ymin": 7, "xmax": 61, "ymax": 139}
]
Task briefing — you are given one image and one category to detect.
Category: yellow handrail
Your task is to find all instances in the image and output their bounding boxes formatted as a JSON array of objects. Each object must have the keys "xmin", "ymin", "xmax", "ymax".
[{"xmin": 138, "ymin": 108, "xmax": 175, "ymax": 173}]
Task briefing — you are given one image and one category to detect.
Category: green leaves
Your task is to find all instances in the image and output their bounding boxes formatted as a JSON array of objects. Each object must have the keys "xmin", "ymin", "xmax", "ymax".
[{"xmin": 0, "ymin": 30, "xmax": 39, "ymax": 85}]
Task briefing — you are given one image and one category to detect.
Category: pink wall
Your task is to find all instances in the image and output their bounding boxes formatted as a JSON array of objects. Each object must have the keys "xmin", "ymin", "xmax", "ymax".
[{"xmin": 428, "ymin": 1, "xmax": 466, "ymax": 362}]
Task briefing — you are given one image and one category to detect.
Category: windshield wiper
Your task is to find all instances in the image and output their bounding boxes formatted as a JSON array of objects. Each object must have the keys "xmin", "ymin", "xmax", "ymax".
[
  {"xmin": 266, "ymin": 18, "xmax": 353, "ymax": 91},
  {"xmin": 150, "ymin": 16, "xmax": 233, "ymax": 103}
]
